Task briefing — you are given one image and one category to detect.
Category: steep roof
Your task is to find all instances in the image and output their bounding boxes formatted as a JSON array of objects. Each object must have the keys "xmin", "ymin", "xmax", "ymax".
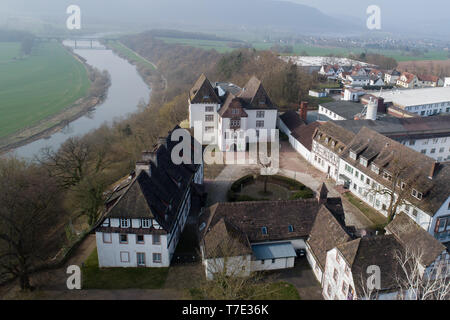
[
  {"xmin": 218, "ymin": 93, "xmax": 249, "ymax": 118},
  {"xmin": 386, "ymin": 212, "xmax": 446, "ymax": 266},
  {"xmin": 313, "ymin": 121, "xmax": 355, "ymax": 154},
  {"xmin": 340, "ymin": 127, "xmax": 449, "ymax": 215},
  {"xmin": 237, "ymin": 76, "xmax": 277, "ymax": 110},
  {"xmin": 307, "ymin": 206, "xmax": 353, "ymax": 271},
  {"xmin": 189, "ymin": 74, "xmax": 221, "ymax": 104},
  {"xmin": 99, "ymin": 126, "xmax": 200, "ymax": 233},
  {"xmin": 337, "ymin": 235, "xmax": 405, "ymax": 296}
]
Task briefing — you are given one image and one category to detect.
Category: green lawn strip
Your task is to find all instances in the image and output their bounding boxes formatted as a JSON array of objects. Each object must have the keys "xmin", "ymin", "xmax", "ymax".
[
  {"xmin": 82, "ymin": 248, "xmax": 169, "ymax": 290},
  {"xmin": 108, "ymin": 41, "xmax": 157, "ymax": 70},
  {"xmin": 344, "ymin": 192, "xmax": 388, "ymax": 229},
  {"xmin": 0, "ymin": 42, "xmax": 90, "ymax": 139}
]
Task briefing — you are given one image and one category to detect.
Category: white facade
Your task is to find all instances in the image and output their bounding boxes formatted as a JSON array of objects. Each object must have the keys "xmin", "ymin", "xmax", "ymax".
[
  {"xmin": 311, "ymin": 140, "xmax": 340, "ymax": 180},
  {"xmin": 318, "ymin": 105, "xmax": 347, "ymax": 120},
  {"xmin": 399, "ymin": 136, "xmax": 450, "ymax": 162}
]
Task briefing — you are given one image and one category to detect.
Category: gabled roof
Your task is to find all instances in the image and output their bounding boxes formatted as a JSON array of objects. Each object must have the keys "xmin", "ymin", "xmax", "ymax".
[
  {"xmin": 279, "ymin": 110, "xmax": 306, "ymax": 132},
  {"xmin": 336, "ymin": 235, "xmax": 405, "ymax": 296},
  {"xmin": 307, "ymin": 206, "xmax": 353, "ymax": 271},
  {"xmin": 386, "ymin": 212, "xmax": 446, "ymax": 266},
  {"xmin": 399, "ymin": 72, "xmax": 416, "ymax": 83},
  {"xmin": 313, "ymin": 121, "xmax": 355, "ymax": 153},
  {"xmin": 218, "ymin": 93, "xmax": 249, "ymax": 118},
  {"xmin": 189, "ymin": 74, "xmax": 221, "ymax": 104},
  {"xmin": 238, "ymin": 76, "xmax": 277, "ymax": 110},
  {"xmin": 291, "ymin": 122, "xmax": 322, "ymax": 151}
]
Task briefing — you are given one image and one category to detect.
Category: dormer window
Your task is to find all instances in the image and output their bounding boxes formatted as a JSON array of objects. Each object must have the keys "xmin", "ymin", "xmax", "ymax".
[
  {"xmin": 199, "ymin": 222, "xmax": 206, "ymax": 232},
  {"xmin": 141, "ymin": 219, "xmax": 151, "ymax": 228},
  {"xmin": 325, "ymin": 137, "xmax": 330, "ymax": 144},
  {"xmin": 411, "ymin": 189, "xmax": 423, "ymax": 200},
  {"xmin": 231, "ymin": 108, "xmax": 239, "ymax": 115},
  {"xmin": 288, "ymin": 225, "xmax": 294, "ymax": 232},
  {"xmin": 203, "ymin": 95, "xmax": 210, "ymax": 99},
  {"xmin": 331, "ymin": 141, "xmax": 336, "ymax": 147},
  {"xmin": 383, "ymin": 171, "xmax": 392, "ymax": 181},
  {"xmin": 350, "ymin": 151, "xmax": 357, "ymax": 160},
  {"xmin": 261, "ymin": 227, "xmax": 268, "ymax": 235},
  {"xmin": 360, "ymin": 158, "xmax": 368, "ymax": 167},
  {"xmin": 371, "ymin": 164, "xmax": 380, "ymax": 174}
]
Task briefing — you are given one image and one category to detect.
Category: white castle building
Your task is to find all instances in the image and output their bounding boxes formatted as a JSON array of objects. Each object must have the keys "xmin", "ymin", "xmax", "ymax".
[{"xmin": 188, "ymin": 74, "xmax": 278, "ymax": 151}]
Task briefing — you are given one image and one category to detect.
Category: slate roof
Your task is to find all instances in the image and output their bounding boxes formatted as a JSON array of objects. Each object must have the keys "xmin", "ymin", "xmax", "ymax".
[
  {"xmin": 312, "ymin": 121, "xmax": 355, "ymax": 154},
  {"xmin": 386, "ymin": 212, "xmax": 446, "ymax": 266},
  {"xmin": 329, "ymin": 115, "xmax": 450, "ymax": 140},
  {"xmin": 98, "ymin": 126, "xmax": 200, "ymax": 233},
  {"xmin": 279, "ymin": 110, "xmax": 306, "ymax": 132},
  {"xmin": 340, "ymin": 127, "xmax": 450, "ymax": 215},
  {"xmin": 218, "ymin": 93, "xmax": 249, "ymax": 118},
  {"xmin": 237, "ymin": 76, "xmax": 277, "ymax": 110},
  {"xmin": 307, "ymin": 206, "xmax": 353, "ymax": 271},
  {"xmin": 336, "ymin": 235, "xmax": 405, "ymax": 296},
  {"xmin": 291, "ymin": 122, "xmax": 322, "ymax": 151},
  {"xmin": 320, "ymin": 101, "xmax": 365, "ymax": 120}
]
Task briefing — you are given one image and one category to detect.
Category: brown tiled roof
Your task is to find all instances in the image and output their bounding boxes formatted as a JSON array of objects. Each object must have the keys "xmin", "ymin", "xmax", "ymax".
[
  {"xmin": 399, "ymin": 72, "xmax": 416, "ymax": 84},
  {"xmin": 189, "ymin": 74, "xmax": 221, "ymax": 104},
  {"xmin": 417, "ymin": 74, "xmax": 440, "ymax": 83},
  {"xmin": 218, "ymin": 93, "xmax": 249, "ymax": 118},
  {"xmin": 313, "ymin": 121, "xmax": 355, "ymax": 154},
  {"xmin": 341, "ymin": 127, "xmax": 449, "ymax": 215},
  {"xmin": 337, "ymin": 235, "xmax": 405, "ymax": 295},
  {"xmin": 291, "ymin": 122, "xmax": 321, "ymax": 151},
  {"xmin": 237, "ymin": 76, "xmax": 277, "ymax": 110},
  {"xmin": 307, "ymin": 206, "xmax": 352, "ymax": 271},
  {"xmin": 200, "ymin": 197, "xmax": 346, "ymax": 244},
  {"xmin": 202, "ymin": 218, "xmax": 252, "ymax": 259},
  {"xmin": 279, "ymin": 110, "xmax": 305, "ymax": 132},
  {"xmin": 386, "ymin": 212, "xmax": 446, "ymax": 266}
]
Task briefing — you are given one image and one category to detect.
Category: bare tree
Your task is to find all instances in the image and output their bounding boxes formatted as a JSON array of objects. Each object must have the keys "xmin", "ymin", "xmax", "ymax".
[
  {"xmin": 394, "ymin": 247, "xmax": 450, "ymax": 300},
  {"xmin": 200, "ymin": 235, "xmax": 278, "ymax": 300},
  {"xmin": 38, "ymin": 137, "xmax": 109, "ymax": 189},
  {"xmin": 367, "ymin": 154, "xmax": 423, "ymax": 223},
  {"xmin": 0, "ymin": 158, "xmax": 62, "ymax": 290}
]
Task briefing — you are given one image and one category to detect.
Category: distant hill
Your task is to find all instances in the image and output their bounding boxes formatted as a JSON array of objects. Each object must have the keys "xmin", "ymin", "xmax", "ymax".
[{"xmin": 3, "ymin": 0, "xmax": 362, "ymax": 36}]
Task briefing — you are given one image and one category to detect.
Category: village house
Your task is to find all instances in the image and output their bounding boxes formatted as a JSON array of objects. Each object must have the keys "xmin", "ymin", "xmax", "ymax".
[
  {"xmin": 417, "ymin": 75, "xmax": 444, "ymax": 87},
  {"xmin": 396, "ymin": 72, "xmax": 418, "ymax": 88},
  {"xmin": 188, "ymin": 74, "xmax": 278, "ymax": 151},
  {"xmin": 198, "ymin": 185, "xmax": 348, "ymax": 279},
  {"xmin": 322, "ymin": 212, "xmax": 448, "ymax": 300},
  {"xmin": 384, "ymin": 70, "xmax": 401, "ymax": 85},
  {"xmin": 345, "ymin": 75, "xmax": 370, "ymax": 88},
  {"xmin": 94, "ymin": 126, "xmax": 205, "ymax": 268}
]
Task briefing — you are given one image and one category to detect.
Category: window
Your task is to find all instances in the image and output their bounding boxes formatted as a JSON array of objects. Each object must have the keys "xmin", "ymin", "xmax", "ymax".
[
  {"xmin": 412, "ymin": 209, "xmax": 418, "ymax": 218},
  {"xmin": 261, "ymin": 260, "xmax": 265, "ymax": 264},
  {"xmin": 141, "ymin": 219, "xmax": 151, "ymax": 228},
  {"xmin": 230, "ymin": 120, "xmax": 240, "ymax": 127},
  {"xmin": 350, "ymin": 151, "xmax": 357, "ymax": 160},
  {"xmin": 421, "ymin": 149, "xmax": 427, "ymax": 154},
  {"xmin": 382, "ymin": 204, "xmax": 387, "ymax": 211},
  {"xmin": 136, "ymin": 235, "xmax": 145, "ymax": 244},
  {"xmin": 360, "ymin": 158, "xmax": 368, "ymax": 167},
  {"xmin": 333, "ymin": 268, "xmax": 338, "ymax": 282},
  {"xmin": 152, "ymin": 253, "xmax": 162, "ymax": 263},
  {"xmin": 431, "ymin": 148, "xmax": 436, "ymax": 154},
  {"xmin": 231, "ymin": 108, "xmax": 239, "ymax": 115},
  {"xmin": 137, "ymin": 253, "xmax": 146, "ymax": 266},
  {"xmin": 411, "ymin": 189, "xmax": 423, "ymax": 200},
  {"xmin": 272, "ymin": 259, "xmax": 276, "ymax": 264},
  {"xmin": 256, "ymin": 111, "xmax": 265, "ymax": 118},
  {"xmin": 256, "ymin": 120, "xmax": 264, "ymax": 128},
  {"xmin": 342, "ymin": 282, "xmax": 348, "ymax": 295},
  {"xmin": 120, "ymin": 218, "xmax": 130, "ymax": 228},
  {"xmin": 439, "ymin": 148, "xmax": 445, "ymax": 153},
  {"xmin": 409, "ymin": 140, "xmax": 416, "ymax": 146},
  {"xmin": 261, "ymin": 227, "xmax": 268, "ymax": 235},
  {"xmin": 120, "ymin": 251, "xmax": 130, "ymax": 263},
  {"xmin": 345, "ymin": 164, "xmax": 354, "ymax": 174},
  {"xmin": 102, "ymin": 233, "xmax": 112, "ymax": 243},
  {"xmin": 205, "ymin": 126, "xmax": 214, "ymax": 133},
  {"xmin": 152, "ymin": 234, "xmax": 161, "ymax": 245},
  {"xmin": 288, "ymin": 225, "xmax": 294, "ymax": 232},
  {"xmin": 205, "ymin": 115, "xmax": 214, "ymax": 122},
  {"xmin": 119, "ymin": 234, "xmax": 128, "ymax": 244},
  {"xmin": 371, "ymin": 164, "xmax": 379, "ymax": 174},
  {"xmin": 366, "ymin": 177, "xmax": 370, "ymax": 185},
  {"xmin": 205, "ymin": 106, "xmax": 214, "ymax": 112},
  {"xmin": 336, "ymin": 252, "xmax": 341, "ymax": 263}
]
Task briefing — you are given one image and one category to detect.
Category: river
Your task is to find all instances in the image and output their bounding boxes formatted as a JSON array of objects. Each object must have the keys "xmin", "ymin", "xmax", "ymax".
[{"xmin": 13, "ymin": 40, "xmax": 151, "ymax": 159}]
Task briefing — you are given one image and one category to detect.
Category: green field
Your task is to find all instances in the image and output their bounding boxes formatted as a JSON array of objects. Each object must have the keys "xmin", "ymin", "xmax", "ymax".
[
  {"xmin": 108, "ymin": 40, "xmax": 157, "ymax": 70},
  {"xmin": 0, "ymin": 42, "xmax": 90, "ymax": 139},
  {"xmin": 155, "ymin": 36, "xmax": 449, "ymax": 62}
]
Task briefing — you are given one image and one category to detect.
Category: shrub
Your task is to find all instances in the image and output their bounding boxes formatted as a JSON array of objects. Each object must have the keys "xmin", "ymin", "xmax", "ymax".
[
  {"xmin": 230, "ymin": 174, "xmax": 254, "ymax": 192},
  {"xmin": 290, "ymin": 189, "xmax": 314, "ymax": 199}
]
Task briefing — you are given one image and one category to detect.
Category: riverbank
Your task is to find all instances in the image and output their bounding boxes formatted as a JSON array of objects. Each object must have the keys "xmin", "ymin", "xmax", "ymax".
[{"xmin": 0, "ymin": 49, "xmax": 111, "ymax": 155}]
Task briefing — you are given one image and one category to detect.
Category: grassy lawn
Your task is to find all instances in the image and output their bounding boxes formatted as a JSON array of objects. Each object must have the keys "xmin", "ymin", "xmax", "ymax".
[
  {"xmin": 344, "ymin": 192, "xmax": 388, "ymax": 228},
  {"xmin": 0, "ymin": 41, "xmax": 90, "ymax": 139},
  {"xmin": 107, "ymin": 40, "xmax": 157, "ymax": 70},
  {"xmin": 82, "ymin": 248, "xmax": 169, "ymax": 289},
  {"xmin": 156, "ymin": 37, "xmax": 234, "ymax": 53}
]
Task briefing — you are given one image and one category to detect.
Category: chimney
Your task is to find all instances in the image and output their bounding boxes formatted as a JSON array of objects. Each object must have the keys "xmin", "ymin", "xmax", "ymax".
[
  {"xmin": 428, "ymin": 162, "xmax": 439, "ymax": 180},
  {"xmin": 376, "ymin": 97, "xmax": 385, "ymax": 113},
  {"xmin": 317, "ymin": 183, "xmax": 328, "ymax": 205},
  {"xmin": 299, "ymin": 101, "xmax": 308, "ymax": 122}
]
